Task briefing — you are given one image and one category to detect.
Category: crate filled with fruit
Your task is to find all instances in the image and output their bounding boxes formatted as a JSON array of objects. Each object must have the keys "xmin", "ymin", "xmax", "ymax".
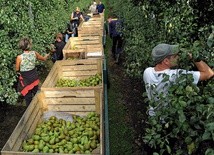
[
  {"xmin": 1, "ymin": 92, "xmax": 104, "ymax": 155},
  {"xmin": 40, "ymin": 58, "xmax": 103, "ymax": 98}
]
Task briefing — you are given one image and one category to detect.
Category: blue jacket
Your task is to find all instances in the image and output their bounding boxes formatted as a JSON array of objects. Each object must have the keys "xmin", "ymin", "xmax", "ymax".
[
  {"xmin": 109, "ymin": 19, "xmax": 123, "ymax": 38},
  {"xmin": 96, "ymin": 4, "xmax": 105, "ymax": 13}
]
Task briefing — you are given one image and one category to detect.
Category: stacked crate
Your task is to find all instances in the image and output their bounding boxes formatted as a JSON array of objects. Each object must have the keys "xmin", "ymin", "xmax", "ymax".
[
  {"xmin": 1, "ymin": 59, "xmax": 104, "ymax": 155},
  {"xmin": 1, "ymin": 93, "xmax": 104, "ymax": 155},
  {"xmin": 1, "ymin": 13, "xmax": 106, "ymax": 155},
  {"xmin": 63, "ymin": 13, "xmax": 105, "ymax": 59},
  {"xmin": 63, "ymin": 36, "xmax": 104, "ymax": 59},
  {"xmin": 78, "ymin": 13, "xmax": 104, "ymax": 37}
]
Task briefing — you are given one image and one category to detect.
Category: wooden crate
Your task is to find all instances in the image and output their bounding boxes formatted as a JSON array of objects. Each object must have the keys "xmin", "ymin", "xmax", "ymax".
[
  {"xmin": 1, "ymin": 90, "xmax": 104, "ymax": 155},
  {"xmin": 89, "ymin": 13, "xmax": 104, "ymax": 21},
  {"xmin": 80, "ymin": 21, "xmax": 104, "ymax": 29},
  {"xmin": 63, "ymin": 37, "xmax": 104, "ymax": 59},
  {"xmin": 78, "ymin": 29, "xmax": 104, "ymax": 37},
  {"xmin": 78, "ymin": 21, "xmax": 104, "ymax": 33},
  {"xmin": 41, "ymin": 59, "xmax": 103, "ymax": 91},
  {"xmin": 78, "ymin": 26, "xmax": 104, "ymax": 37},
  {"xmin": 87, "ymin": 13, "xmax": 104, "ymax": 19},
  {"xmin": 78, "ymin": 17, "xmax": 104, "ymax": 37}
]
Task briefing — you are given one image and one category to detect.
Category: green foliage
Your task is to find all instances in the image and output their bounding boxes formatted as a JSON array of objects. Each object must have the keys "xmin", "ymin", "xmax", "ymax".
[
  {"xmin": 108, "ymin": 0, "xmax": 214, "ymax": 154},
  {"xmin": 108, "ymin": 0, "xmax": 214, "ymax": 77},
  {"xmin": 0, "ymin": 0, "xmax": 92, "ymax": 104},
  {"xmin": 143, "ymin": 75, "xmax": 214, "ymax": 154}
]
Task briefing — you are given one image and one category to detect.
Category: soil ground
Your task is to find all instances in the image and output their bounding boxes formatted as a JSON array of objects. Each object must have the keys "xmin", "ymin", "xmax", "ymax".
[{"xmin": 0, "ymin": 103, "xmax": 26, "ymax": 151}]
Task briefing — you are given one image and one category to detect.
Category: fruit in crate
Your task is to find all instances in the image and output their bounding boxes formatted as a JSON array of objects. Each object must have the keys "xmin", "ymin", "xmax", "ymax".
[
  {"xmin": 21, "ymin": 112, "xmax": 100, "ymax": 154},
  {"xmin": 71, "ymin": 44, "xmax": 78, "ymax": 50},
  {"xmin": 55, "ymin": 73, "xmax": 102, "ymax": 87}
]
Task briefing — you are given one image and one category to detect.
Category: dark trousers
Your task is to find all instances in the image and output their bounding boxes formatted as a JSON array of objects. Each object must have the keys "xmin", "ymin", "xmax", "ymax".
[
  {"xmin": 112, "ymin": 35, "xmax": 123, "ymax": 55},
  {"xmin": 24, "ymin": 85, "xmax": 38, "ymax": 106}
]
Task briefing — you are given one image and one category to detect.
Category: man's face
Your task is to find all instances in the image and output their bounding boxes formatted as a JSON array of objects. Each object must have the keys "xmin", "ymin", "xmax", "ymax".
[
  {"xmin": 108, "ymin": 17, "xmax": 112, "ymax": 23},
  {"xmin": 167, "ymin": 54, "xmax": 179, "ymax": 67}
]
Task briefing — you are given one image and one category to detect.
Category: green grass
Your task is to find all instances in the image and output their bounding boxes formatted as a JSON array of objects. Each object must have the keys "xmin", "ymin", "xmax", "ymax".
[
  {"xmin": 107, "ymin": 78, "xmax": 134, "ymax": 155},
  {"xmin": 104, "ymin": 28, "xmax": 134, "ymax": 155},
  {"xmin": 101, "ymin": 1, "xmax": 136, "ymax": 154}
]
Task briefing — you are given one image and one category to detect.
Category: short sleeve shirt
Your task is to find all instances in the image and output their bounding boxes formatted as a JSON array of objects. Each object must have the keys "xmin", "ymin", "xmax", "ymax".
[
  {"xmin": 89, "ymin": 4, "xmax": 97, "ymax": 14},
  {"xmin": 143, "ymin": 67, "xmax": 200, "ymax": 100}
]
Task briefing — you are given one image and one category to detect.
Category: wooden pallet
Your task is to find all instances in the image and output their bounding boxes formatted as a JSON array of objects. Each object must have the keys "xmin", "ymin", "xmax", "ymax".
[{"xmin": 1, "ymin": 91, "xmax": 104, "ymax": 155}]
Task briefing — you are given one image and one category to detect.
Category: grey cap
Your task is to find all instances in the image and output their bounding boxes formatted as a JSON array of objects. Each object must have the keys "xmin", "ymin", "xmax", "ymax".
[{"xmin": 152, "ymin": 43, "xmax": 179, "ymax": 64}]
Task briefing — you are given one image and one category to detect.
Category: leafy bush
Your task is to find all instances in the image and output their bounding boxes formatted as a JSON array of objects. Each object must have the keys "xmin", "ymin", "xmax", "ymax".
[
  {"xmin": 108, "ymin": 0, "xmax": 214, "ymax": 154},
  {"xmin": 0, "ymin": 0, "xmax": 92, "ymax": 104}
]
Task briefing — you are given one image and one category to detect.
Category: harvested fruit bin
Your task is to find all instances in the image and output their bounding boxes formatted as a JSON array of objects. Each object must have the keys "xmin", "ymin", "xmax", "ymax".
[
  {"xmin": 41, "ymin": 59, "xmax": 103, "ymax": 92},
  {"xmin": 63, "ymin": 37, "xmax": 104, "ymax": 59},
  {"xmin": 78, "ymin": 22, "xmax": 104, "ymax": 35},
  {"xmin": 78, "ymin": 20, "xmax": 104, "ymax": 36},
  {"xmin": 78, "ymin": 28, "xmax": 104, "ymax": 38},
  {"xmin": 87, "ymin": 13, "xmax": 104, "ymax": 19},
  {"xmin": 1, "ymin": 89, "xmax": 104, "ymax": 155},
  {"xmin": 79, "ymin": 20, "xmax": 104, "ymax": 29},
  {"xmin": 78, "ymin": 13, "xmax": 104, "ymax": 38}
]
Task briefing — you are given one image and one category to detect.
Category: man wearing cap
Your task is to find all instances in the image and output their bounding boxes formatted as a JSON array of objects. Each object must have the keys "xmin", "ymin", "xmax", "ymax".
[{"xmin": 143, "ymin": 43, "xmax": 214, "ymax": 115}]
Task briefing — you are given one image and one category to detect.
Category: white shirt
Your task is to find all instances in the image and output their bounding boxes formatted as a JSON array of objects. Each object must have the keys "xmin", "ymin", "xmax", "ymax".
[
  {"xmin": 143, "ymin": 67, "xmax": 200, "ymax": 100},
  {"xmin": 89, "ymin": 4, "xmax": 97, "ymax": 14}
]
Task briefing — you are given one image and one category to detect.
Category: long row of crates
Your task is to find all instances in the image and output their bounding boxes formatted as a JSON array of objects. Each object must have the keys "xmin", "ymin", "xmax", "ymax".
[
  {"xmin": 1, "ymin": 13, "xmax": 106, "ymax": 155},
  {"xmin": 63, "ymin": 13, "xmax": 105, "ymax": 60}
]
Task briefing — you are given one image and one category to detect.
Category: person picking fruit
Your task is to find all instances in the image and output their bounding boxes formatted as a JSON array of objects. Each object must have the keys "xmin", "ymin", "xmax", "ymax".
[{"xmin": 16, "ymin": 37, "xmax": 49, "ymax": 106}]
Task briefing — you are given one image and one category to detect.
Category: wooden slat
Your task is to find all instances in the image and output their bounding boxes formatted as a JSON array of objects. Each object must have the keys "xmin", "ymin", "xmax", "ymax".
[
  {"xmin": 62, "ymin": 64, "xmax": 98, "ymax": 71},
  {"xmin": 70, "ymin": 36, "xmax": 100, "ymax": 40},
  {"xmin": 46, "ymin": 104, "xmax": 96, "ymax": 112},
  {"xmin": 41, "ymin": 62, "xmax": 59, "ymax": 88},
  {"xmin": 13, "ymin": 108, "xmax": 42, "ymax": 151},
  {"xmin": 62, "ymin": 70, "xmax": 98, "ymax": 77},
  {"xmin": 69, "ymin": 36, "xmax": 101, "ymax": 42},
  {"xmin": 78, "ymin": 29, "xmax": 103, "ymax": 33},
  {"xmin": 42, "ymin": 89, "xmax": 96, "ymax": 97},
  {"xmin": 80, "ymin": 24, "xmax": 103, "ymax": 29},
  {"xmin": 59, "ymin": 59, "xmax": 100, "ymax": 65},
  {"xmin": 2, "ymin": 95, "xmax": 42, "ymax": 151},
  {"xmin": 1, "ymin": 151, "xmax": 100, "ymax": 155},
  {"xmin": 78, "ymin": 33, "xmax": 102, "ymax": 37},
  {"xmin": 44, "ymin": 97, "xmax": 95, "ymax": 105},
  {"xmin": 95, "ymin": 89, "xmax": 101, "ymax": 114}
]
